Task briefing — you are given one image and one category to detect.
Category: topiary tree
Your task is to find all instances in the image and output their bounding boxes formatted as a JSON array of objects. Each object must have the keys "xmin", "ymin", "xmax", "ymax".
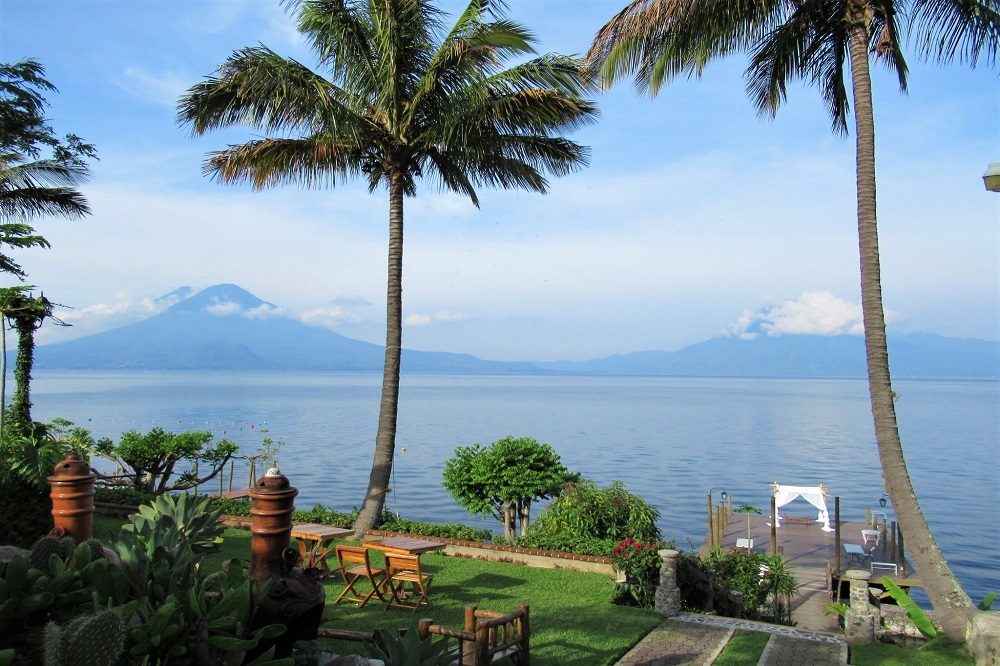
[
  {"xmin": 442, "ymin": 436, "xmax": 579, "ymax": 541},
  {"xmin": 93, "ymin": 427, "xmax": 238, "ymax": 494}
]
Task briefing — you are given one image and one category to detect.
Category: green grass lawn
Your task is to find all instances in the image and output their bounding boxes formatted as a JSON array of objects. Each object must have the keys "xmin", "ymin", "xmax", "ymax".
[
  {"xmin": 713, "ymin": 630, "xmax": 770, "ymax": 665},
  {"xmin": 850, "ymin": 641, "xmax": 974, "ymax": 665},
  {"xmin": 94, "ymin": 517, "xmax": 660, "ymax": 665}
]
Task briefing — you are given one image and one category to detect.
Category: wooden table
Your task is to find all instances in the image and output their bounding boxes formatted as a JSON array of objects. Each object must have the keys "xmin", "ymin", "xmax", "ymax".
[
  {"xmin": 291, "ymin": 523, "xmax": 353, "ymax": 577},
  {"xmin": 364, "ymin": 536, "xmax": 447, "ymax": 555}
]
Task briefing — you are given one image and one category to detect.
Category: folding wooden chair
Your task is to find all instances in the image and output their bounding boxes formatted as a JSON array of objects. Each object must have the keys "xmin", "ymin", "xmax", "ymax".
[
  {"xmin": 383, "ymin": 553, "xmax": 433, "ymax": 613},
  {"xmin": 333, "ymin": 545, "xmax": 387, "ymax": 608}
]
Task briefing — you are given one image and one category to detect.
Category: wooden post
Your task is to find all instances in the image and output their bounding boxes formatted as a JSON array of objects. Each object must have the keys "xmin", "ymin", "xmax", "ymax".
[
  {"xmin": 706, "ymin": 494, "xmax": 714, "ymax": 549},
  {"xmin": 464, "ymin": 605, "xmax": 477, "ymax": 663},
  {"xmin": 193, "ymin": 458, "xmax": 199, "ymax": 495},
  {"xmin": 835, "ymin": 496, "xmax": 842, "ymax": 576},
  {"xmin": 716, "ymin": 504, "xmax": 723, "ymax": 548},
  {"xmin": 727, "ymin": 495, "xmax": 733, "ymax": 517},
  {"xmin": 890, "ymin": 520, "xmax": 897, "ymax": 562},
  {"xmin": 219, "ymin": 467, "xmax": 224, "ymax": 495},
  {"xmin": 228, "ymin": 461, "xmax": 235, "ymax": 492},
  {"xmin": 518, "ymin": 603, "xmax": 530, "ymax": 666},
  {"xmin": 865, "ymin": 507, "xmax": 871, "ymax": 526},
  {"xmin": 474, "ymin": 622, "xmax": 490, "ymax": 665},
  {"xmin": 416, "ymin": 618, "xmax": 432, "ymax": 639},
  {"xmin": 897, "ymin": 523, "xmax": 905, "ymax": 574},
  {"xmin": 770, "ymin": 495, "xmax": 777, "ymax": 556}
]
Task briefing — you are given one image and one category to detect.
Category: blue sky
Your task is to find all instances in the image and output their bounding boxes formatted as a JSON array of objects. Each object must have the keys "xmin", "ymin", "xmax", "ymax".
[{"xmin": 2, "ymin": 0, "xmax": 998, "ymax": 361}]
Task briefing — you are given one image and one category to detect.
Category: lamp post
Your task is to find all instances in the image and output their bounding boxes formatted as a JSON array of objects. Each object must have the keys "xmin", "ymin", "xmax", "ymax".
[
  {"xmin": 707, "ymin": 487, "xmax": 728, "ymax": 548},
  {"xmin": 983, "ymin": 163, "xmax": 1000, "ymax": 192}
]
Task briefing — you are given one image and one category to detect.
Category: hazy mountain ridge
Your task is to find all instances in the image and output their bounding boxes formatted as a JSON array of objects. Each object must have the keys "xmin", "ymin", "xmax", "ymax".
[{"xmin": 27, "ymin": 285, "xmax": 1000, "ymax": 378}]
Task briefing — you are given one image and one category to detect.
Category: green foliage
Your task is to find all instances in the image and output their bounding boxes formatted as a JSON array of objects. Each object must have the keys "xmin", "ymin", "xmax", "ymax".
[
  {"xmin": 679, "ymin": 549, "xmax": 797, "ymax": 622},
  {"xmin": 370, "ymin": 628, "xmax": 455, "ymax": 666},
  {"xmin": 978, "ymin": 592, "xmax": 996, "ymax": 611},
  {"xmin": 290, "ymin": 503, "xmax": 357, "ymax": 528},
  {"xmin": 514, "ymin": 533, "xmax": 618, "ymax": 557},
  {"xmin": 0, "ymin": 476, "xmax": 50, "ymax": 548},
  {"xmin": 377, "ymin": 516, "xmax": 493, "ymax": 543},
  {"xmin": 93, "ymin": 484, "xmax": 155, "ymax": 507},
  {"xmin": 0, "ymin": 418, "xmax": 92, "ymax": 491},
  {"xmin": 1, "ymin": 493, "xmax": 283, "ymax": 664},
  {"xmin": 93, "ymin": 427, "xmax": 239, "ymax": 494},
  {"xmin": 523, "ymin": 480, "xmax": 662, "ymax": 554},
  {"xmin": 42, "ymin": 609, "xmax": 125, "ymax": 666},
  {"xmin": 121, "ymin": 492, "xmax": 224, "ymax": 555},
  {"xmin": 883, "ymin": 578, "xmax": 939, "ymax": 638},
  {"xmin": 825, "ymin": 601, "xmax": 849, "ymax": 618},
  {"xmin": 611, "ymin": 538, "xmax": 662, "ymax": 608},
  {"xmin": 0, "ymin": 59, "xmax": 95, "ymax": 280},
  {"xmin": 443, "ymin": 436, "xmax": 579, "ymax": 540}
]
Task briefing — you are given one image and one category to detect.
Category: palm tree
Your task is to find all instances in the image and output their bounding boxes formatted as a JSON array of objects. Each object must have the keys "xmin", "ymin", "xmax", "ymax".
[
  {"xmin": 1, "ymin": 60, "xmax": 94, "ymax": 279},
  {"xmin": 587, "ymin": 0, "xmax": 997, "ymax": 640},
  {"xmin": 178, "ymin": 0, "xmax": 596, "ymax": 536}
]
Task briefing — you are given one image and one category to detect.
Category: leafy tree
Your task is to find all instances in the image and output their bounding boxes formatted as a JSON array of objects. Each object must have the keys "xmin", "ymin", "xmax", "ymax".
[
  {"xmin": 586, "ymin": 0, "xmax": 997, "ymax": 640},
  {"xmin": 443, "ymin": 436, "xmax": 579, "ymax": 540},
  {"xmin": 0, "ymin": 59, "xmax": 95, "ymax": 278},
  {"xmin": 177, "ymin": 0, "xmax": 596, "ymax": 537},
  {"xmin": 93, "ymin": 427, "xmax": 239, "ymax": 494}
]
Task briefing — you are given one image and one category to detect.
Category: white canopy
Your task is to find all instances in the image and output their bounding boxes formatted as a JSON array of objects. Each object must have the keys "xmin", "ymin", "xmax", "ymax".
[{"xmin": 772, "ymin": 483, "xmax": 833, "ymax": 532}]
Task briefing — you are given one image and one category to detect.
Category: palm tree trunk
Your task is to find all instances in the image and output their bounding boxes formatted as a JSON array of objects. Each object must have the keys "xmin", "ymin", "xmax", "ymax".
[
  {"xmin": 846, "ymin": 13, "xmax": 974, "ymax": 640},
  {"xmin": 354, "ymin": 170, "xmax": 405, "ymax": 537}
]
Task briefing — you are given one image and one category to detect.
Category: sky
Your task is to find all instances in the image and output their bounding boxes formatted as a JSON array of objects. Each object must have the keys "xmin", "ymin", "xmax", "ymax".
[{"xmin": 1, "ymin": 0, "xmax": 998, "ymax": 361}]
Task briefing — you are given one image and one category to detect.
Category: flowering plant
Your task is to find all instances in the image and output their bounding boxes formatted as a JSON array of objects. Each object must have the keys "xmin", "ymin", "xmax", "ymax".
[{"xmin": 611, "ymin": 538, "xmax": 661, "ymax": 607}]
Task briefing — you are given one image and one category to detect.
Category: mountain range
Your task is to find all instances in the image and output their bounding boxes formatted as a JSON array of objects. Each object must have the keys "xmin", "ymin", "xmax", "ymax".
[{"xmin": 26, "ymin": 284, "xmax": 1000, "ymax": 379}]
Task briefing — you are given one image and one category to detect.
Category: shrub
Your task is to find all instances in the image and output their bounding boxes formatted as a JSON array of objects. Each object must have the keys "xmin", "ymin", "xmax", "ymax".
[
  {"xmin": 94, "ymin": 485, "xmax": 155, "ymax": 507},
  {"xmin": 207, "ymin": 495, "xmax": 253, "ymax": 517},
  {"xmin": 678, "ymin": 548, "xmax": 798, "ymax": 622},
  {"xmin": 378, "ymin": 516, "xmax": 493, "ymax": 542},
  {"xmin": 611, "ymin": 538, "xmax": 662, "ymax": 608},
  {"xmin": 0, "ymin": 476, "xmax": 50, "ymax": 548},
  {"xmin": 513, "ymin": 533, "xmax": 618, "ymax": 557},
  {"xmin": 524, "ymin": 479, "xmax": 662, "ymax": 552}
]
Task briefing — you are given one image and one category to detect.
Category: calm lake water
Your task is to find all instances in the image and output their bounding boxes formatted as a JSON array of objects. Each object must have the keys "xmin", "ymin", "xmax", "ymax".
[{"xmin": 25, "ymin": 371, "xmax": 1000, "ymax": 603}]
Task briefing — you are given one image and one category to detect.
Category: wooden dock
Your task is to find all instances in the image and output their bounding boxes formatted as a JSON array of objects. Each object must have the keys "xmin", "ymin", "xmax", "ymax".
[{"xmin": 707, "ymin": 513, "xmax": 919, "ymax": 632}]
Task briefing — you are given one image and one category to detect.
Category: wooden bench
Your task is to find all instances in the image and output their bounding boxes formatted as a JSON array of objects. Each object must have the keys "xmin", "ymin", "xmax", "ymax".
[{"xmin": 418, "ymin": 604, "xmax": 529, "ymax": 666}]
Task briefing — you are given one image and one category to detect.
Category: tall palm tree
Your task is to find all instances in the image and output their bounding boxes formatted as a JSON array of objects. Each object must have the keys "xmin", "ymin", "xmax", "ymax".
[
  {"xmin": 178, "ymin": 0, "xmax": 596, "ymax": 535},
  {"xmin": 1, "ymin": 60, "xmax": 94, "ymax": 278},
  {"xmin": 587, "ymin": 0, "xmax": 997, "ymax": 640}
]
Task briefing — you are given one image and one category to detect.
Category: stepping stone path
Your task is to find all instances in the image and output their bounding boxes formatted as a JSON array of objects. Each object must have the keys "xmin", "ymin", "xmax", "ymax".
[
  {"xmin": 615, "ymin": 613, "xmax": 848, "ymax": 665},
  {"xmin": 758, "ymin": 634, "xmax": 847, "ymax": 665},
  {"xmin": 615, "ymin": 619, "xmax": 733, "ymax": 665}
]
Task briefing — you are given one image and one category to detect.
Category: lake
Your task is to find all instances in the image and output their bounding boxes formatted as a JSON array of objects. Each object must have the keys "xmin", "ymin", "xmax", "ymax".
[{"xmin": 24, "ymin": 371, "xmax": 999, "ymax": 603}]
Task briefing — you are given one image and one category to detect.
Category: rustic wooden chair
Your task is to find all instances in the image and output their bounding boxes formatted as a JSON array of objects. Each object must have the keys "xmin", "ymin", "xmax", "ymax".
[
  {"xmin": 417, "ymin": 604, "xmax": 530, "ymax": 665},
  {"xmin": 383, "ymin": 553, "xmax": 433, "ymax": 613},
  {"xmin": 333, "ymin": 545, "xmax": 387, "ymax": 608}
]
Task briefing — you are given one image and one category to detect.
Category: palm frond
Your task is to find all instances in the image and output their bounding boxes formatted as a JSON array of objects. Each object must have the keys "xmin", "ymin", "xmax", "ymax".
[
  {"xmin": 178, "ymin": 46, "xmax": 369, "ymax": 138},
  {"xmin": 1, "ymin": 158, "xmax": 92, "ymax": 189},
  {"xmin": 908, "ymin": 0, "xmax": 1000, "ymax": 66},
  {"xmin": 0, "ymin": 186, "xmax": 91, "ymax": 222},
  {"xmin": 204, "ymin": 136, "xmax": 369, "ymax": 189}
]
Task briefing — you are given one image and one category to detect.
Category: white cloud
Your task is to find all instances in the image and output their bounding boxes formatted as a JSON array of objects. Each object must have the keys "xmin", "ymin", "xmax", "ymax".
[
  {"xmin": 728, "ymin": 291, "xmax": 867, "ymax": 338},
  {"xmin": 117, "ymin": 67, "xmax": 191, "ymax": 107},
  {"xmin": 38, "ymin": 291, "xmax": 172, "ymax": 344},
  {"xmin": 245, "ymin": 304, "xmax": 287, "ymax": 319},
  {"xmin": 206, "ymin": 301, "xmax": 242, "ymax": 317},
  {"xmin": 405, "ymin": 311, "xmax": 467, "ymax": 327},
  {"xmin": 301, "ymin": 306, "xmax": 363, "ymax": 328}
]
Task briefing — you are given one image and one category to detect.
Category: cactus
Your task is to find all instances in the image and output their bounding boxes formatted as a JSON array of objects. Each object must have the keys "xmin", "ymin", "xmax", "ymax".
[
  {"xmin": 43, "ymin": 609, "xmax": 125, "ymax": 666},
  {"xmin": 29, "ymin": 536, "xmax": 75, "ymax": 574}
]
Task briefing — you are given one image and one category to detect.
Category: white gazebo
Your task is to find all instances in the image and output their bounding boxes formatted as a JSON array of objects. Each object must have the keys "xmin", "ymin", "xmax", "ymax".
[{"xmin": 771, "ymin": 482, "xmax": 834, "ymax": 532}]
